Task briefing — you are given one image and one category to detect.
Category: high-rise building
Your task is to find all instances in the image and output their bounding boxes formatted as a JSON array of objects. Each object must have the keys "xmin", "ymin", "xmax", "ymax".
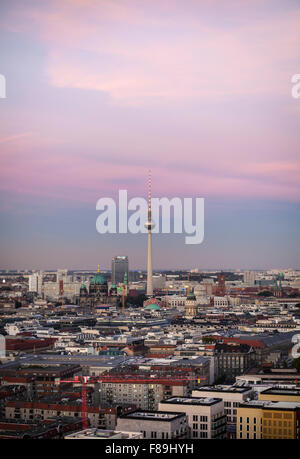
[
  {"xmin": 243, "ymin": 270, "xmax": 256, "ymax": 284},
  {"xmin": 111, "ymin": 256, "xmax": 129, "ymax": 285},
  {"xmin": 29, "ymin": 272, "xmax": 43, "ymax": 294}
]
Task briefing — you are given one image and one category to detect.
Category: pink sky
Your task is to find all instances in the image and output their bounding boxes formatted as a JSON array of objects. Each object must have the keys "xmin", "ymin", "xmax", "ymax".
[{"xmin": 0, "ymin": 0, "xmax": 299, "ymax": 269}]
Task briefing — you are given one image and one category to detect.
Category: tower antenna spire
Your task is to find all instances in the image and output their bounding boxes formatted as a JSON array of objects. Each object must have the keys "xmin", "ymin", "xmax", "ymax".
[
  {"xmin": 148, "ymin": 168, "xmax": 152, "ymax": 213},
  {"xmin": 145, "ymin": 169, "xmax": 154, "ymax": 297}
]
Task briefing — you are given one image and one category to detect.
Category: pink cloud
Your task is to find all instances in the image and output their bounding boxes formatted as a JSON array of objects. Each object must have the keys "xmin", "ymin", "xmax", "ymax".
[{"xmin": 2, "ymin": 1, "xmax": 300, "ymax": 103}]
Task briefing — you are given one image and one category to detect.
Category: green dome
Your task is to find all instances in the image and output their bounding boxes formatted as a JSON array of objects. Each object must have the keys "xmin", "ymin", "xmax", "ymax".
[
  {"xmin": 90, "ymin": 273, "xmax": 107, "ymax": 285},
  {"xmin": 144, "ymin": 303, "xmax": 161, "ymax": 310}
]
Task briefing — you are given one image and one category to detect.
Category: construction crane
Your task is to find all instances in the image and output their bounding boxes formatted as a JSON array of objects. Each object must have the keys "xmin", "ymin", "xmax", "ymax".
[
  {"xmin": 165, "ymin": 288, "xmax": 168, "ymax": 307},
  {"xmin": 57, "ymin": 376, "xmax": 90, "ymax": 430},
  {"xmin": 57, "ymin": 374, "xmax": 207, "ymax": 430},
  {"xmin": 122, "ymin": 285, "xmax": 125, "ymax": 313},
  {"xmin": 59, "ymin": 279, "xmax": 64, "ymax": 310}
]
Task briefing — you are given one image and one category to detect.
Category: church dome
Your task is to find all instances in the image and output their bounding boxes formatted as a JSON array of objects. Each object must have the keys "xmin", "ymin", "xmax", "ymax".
[
  {"xmin": 90, "ymin": 272, "xmax": 107, "ymax": 286},
  {"xmin": 144, "ymin": 303, "xmax": 161, "ymax": 310}
]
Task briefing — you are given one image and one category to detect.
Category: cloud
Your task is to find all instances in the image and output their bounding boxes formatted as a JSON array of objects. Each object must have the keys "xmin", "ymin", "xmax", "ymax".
[{"xmin": 2, "ymin": 0, "xmax": 300, "ymax": 104}]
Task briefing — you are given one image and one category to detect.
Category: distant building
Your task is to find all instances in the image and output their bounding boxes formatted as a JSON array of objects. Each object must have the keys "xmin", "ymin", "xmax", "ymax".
[
  {"xmin": 244, "ymin": 271, "xmax": 256, "ymax": 285},
  {"xmin": 29, "ymin": 273, "xmax": 43, "ymax": 295},
  {"xmin": 111, "ymin": 256, "xmax": 128, "ymax": 285},
  {"xmin": 215, "ymin": 343, "xmax": 255, "ymax": 383},
  {"xmin": 214, "ymin": 296, "xmax": 229, "ymax": 307},
  {"xmin": 185, "ymin": 292, "xmax": 198, "ymax": 318},
  {"xmin": 97, "ymin": 375, "xmax": 190, "ymax": 410}
]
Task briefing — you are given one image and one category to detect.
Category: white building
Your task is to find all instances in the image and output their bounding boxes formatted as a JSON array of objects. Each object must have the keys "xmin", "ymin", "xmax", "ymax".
[
  {"xmin": 243, "ymin": 271, "xmax": 256, "ymax": 285},
  {"xmin": 29, "ymin": 273, "xmax": 43, "ymax": 294},
  {"xmin": 159, "ymin": 396, "xmax": 226, "ymax": 439},
  {"xmin": 65, "ymin": 428, "xmax": 143, "ymax": 439},
  {"xmin": 116, "ymin": 410, "xmax": 188, "ymax": 439},
  {"xmin": 192, "ymin": 385, "xmax": 254, "ymax": 425},
  {"xmin": 214, "ymin": 296, "xmax": 229, "ymax": 307}
]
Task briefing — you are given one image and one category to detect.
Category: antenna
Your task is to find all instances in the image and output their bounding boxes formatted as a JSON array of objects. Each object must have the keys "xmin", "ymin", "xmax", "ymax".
[{"xmin": 148, "ymin": 169, "xmax": 152, "ymax": 214}]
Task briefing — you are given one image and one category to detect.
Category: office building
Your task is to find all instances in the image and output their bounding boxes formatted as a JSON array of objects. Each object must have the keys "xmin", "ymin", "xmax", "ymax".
[{"xmin": 111, "ymin": 256, "xmax": 129, "ymax": 285}]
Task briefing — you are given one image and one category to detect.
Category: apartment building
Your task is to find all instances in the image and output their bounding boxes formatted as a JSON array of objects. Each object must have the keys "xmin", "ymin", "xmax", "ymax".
[
  {"xmin": 116, "ymin": 410, "xmax": 188, "ymax": 439},
  {"xmin": 192, "ymin": 385, "xmax": 254, "ymax": 426},
  {"xmin": 158, "ymin": 396, "xmax": 226, "ymax": 439},
  {"xmin": 0, "ymin": 364, "xmax": 80, "ymax": 398},
  {"xmin": 215, "ymin": 343, "xmax": 255, "ymax": 382},
  {"xmin": 97, "ymin": 376, "xmax": 189, "ymax": 410},
  {"xmin": 5, "ymin": 400, "xmax": 117, "ymax": 429},
  {"xmin": 237, "ymin": 400, "xmax": 300, "ymax": 439}
]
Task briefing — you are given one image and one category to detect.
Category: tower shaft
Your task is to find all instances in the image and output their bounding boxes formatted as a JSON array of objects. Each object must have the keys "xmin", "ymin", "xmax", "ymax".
[
  {"xmin": 146, "ymin": 169, "xmax": 153, "ymax": 297},
  {"xmin": 146, "ymin": 225, "xmax": 153, "ymax": 296}
]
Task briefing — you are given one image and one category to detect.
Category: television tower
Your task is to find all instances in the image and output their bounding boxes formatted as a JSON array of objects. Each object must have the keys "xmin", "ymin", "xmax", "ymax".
[{"xmin": 145, "ymin": 169, "xmax": 154, "ymax": 297}]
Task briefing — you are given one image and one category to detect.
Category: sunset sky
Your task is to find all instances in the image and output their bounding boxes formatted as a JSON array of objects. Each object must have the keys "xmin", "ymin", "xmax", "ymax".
[{"xmin": 0, "ymin": 0, "xmax": 299, "ymax": 270}]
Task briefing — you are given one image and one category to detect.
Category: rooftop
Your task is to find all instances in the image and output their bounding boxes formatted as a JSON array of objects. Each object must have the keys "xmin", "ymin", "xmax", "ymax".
[
  {"xmin": 161, "ymin": 396, "xmax": 222, "ymax": 406},
  {"xmin": 119, "ymin": 410, "xmax": 185, "ymax": 421},
  {"xmin": 194, "ymin": 385, "xmax": 253, "ymax": 394},
  {"xmin": 260, "ymin": 387, "xmax": 300, "ymax": 397}
]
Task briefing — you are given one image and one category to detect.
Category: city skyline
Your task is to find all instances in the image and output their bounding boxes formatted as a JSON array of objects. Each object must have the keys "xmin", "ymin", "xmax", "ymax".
[{"xmin": 0, "ymin": 0, "xmax": 300, "ymax": 269}]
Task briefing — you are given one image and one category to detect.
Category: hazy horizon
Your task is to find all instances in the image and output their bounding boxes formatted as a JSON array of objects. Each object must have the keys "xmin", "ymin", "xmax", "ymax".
[{"xmin": 1, "ymin": 0, "xmax": 299, "ymax": 270}]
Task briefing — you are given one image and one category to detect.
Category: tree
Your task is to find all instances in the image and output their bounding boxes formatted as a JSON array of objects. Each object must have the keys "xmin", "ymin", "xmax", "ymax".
[{"xmin": 292, "ymin": 357, "xmax": 300, "ymax": 373}]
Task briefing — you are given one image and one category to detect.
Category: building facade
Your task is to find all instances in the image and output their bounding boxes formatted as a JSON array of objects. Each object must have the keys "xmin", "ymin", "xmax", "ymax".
[{"xmin": 159, "ymin": 396, "xmax": 226, "ymax": 439}]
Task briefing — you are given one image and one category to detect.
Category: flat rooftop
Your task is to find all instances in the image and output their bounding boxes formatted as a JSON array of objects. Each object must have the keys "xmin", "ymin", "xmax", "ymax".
[
  {"xmin": 161, "ymin": 396, "xmax": 222, "ymax": 406},
  {"xmin": 65, "ymin": 428, "xmax": 142, "ymax": 439},
  {"xmin": 260, "ymin": 387, "xmax": 300, "ymax": 397},
  {"xmin": 240, "ymin": 400, "xmax": 300, "ymax": 410},
  {"xmin": 119, "ymin": 410, "xmax": 185, "ymax": 421},
  {"xmin": 195, "ymin": 385, "xmax": 252, "ymax": 394}
]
